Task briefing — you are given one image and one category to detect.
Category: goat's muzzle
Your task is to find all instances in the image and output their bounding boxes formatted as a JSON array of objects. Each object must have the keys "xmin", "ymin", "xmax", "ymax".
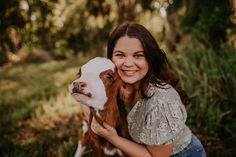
[{"xmin": 71, "ymin": 81, "xmax": 92, "ymax": 98}]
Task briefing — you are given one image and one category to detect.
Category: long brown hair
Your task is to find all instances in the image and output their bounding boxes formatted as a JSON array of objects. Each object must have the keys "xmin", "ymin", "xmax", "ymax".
[{"xmin": 107, "ymin": 22, "xmax": 190, "ymax": 107}]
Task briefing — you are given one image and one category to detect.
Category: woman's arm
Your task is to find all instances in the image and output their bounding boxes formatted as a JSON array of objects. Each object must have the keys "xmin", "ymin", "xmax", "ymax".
[
  {"xmin": 146, "ymin": 145, "xmax": 173, "ymax": 157},
  {"xmin": 91, "ymin": 118, "xmax": 173, "ymax": 157}
]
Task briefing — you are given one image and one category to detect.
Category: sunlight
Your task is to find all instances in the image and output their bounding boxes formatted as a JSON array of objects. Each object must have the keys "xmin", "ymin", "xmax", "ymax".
[
  {"xmin": 0, "ymin": 79, "xmax": 19, "ymax": 91},
  {"xmin": 28, "ymin": 92, "xmax": 81, "ymax": 130},
  {"xmin": 160, "ymin": 7, "xmax": 167, "ymax": 17},
  {"xmin": 20, "ymin": 1, "xmax": 29, "ymax": 11}
]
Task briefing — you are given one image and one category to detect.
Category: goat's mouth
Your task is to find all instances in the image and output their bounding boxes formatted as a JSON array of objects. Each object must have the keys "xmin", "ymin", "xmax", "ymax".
[{"xmin": 71, "ymin": 89, "xmax": 92, "ymax": 98}]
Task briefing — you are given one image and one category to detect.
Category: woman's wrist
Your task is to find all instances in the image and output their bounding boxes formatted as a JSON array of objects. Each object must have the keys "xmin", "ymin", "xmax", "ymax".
[{"xmin": 106, "ymin": 133, "xmax": 120, "ymax": 144}]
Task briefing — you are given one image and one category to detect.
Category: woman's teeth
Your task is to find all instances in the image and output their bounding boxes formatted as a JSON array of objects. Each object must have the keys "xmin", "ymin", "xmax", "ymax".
[{"xmin": 123, "ymin": 70, "xmax": 136, "ymax": 75}]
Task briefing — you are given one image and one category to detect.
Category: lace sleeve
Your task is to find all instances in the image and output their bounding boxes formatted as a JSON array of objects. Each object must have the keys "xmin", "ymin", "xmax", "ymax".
[
  {"xmin": 138, "ymin": 92, "xmax": 187, "ymax": 145},
  {"xmin": 127, "ymin": 85, "xmax": 188, "ymax": 146}
]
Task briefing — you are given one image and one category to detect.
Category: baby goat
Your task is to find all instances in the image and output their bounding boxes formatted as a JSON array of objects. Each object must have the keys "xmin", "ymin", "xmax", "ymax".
[{"xmin": 69, "ymin": 57, "xmax": 133, "ymax": 157}]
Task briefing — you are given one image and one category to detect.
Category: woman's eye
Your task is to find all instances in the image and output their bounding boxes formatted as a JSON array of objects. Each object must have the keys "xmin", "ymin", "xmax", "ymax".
[
  {"xmin": 115, "ymin": 54, "xmax": 125, "ymax": 58},
  {"xmin": 106, "ymin": 73, "xmax": 114, "ymax": 81},
  {"xmin": 134, "ymin": 54, "xmax": 145, "ymax": 59}
]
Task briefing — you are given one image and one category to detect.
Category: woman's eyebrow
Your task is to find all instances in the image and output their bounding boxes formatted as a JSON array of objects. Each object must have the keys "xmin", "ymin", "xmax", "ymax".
[
  {"xmin": 113, "ymin": 50, "xmax": 144, "ymax": 53},
  {"xmin": 134, "ymin": 51, "xmax": 145, "ymax": 54}
]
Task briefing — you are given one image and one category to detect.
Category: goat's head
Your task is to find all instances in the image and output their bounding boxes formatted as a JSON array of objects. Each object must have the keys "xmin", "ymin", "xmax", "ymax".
[{"xmin": 69, "ymin": 57, "xmax": 122, "ymax": 110}]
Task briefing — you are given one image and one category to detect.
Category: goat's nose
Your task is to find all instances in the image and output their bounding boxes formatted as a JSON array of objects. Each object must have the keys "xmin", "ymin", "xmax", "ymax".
[{"xmin": 73, "ymin": 81, "xmax": 86, "ymax": 90}]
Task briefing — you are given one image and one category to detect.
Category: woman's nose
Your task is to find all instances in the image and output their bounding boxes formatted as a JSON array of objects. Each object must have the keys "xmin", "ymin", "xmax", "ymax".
[{"xmin": 123, "ymin": 57, "xmax": 134, "ymax": 67}]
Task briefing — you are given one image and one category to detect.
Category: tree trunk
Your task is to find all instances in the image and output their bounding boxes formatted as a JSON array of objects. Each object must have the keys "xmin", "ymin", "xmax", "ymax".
[
  {"xmin": 165, "ymin": 1, "xmax": 184, "ymax": 52},
  {"xmin": 116, "ymin": 0, "xmax": 137, "ymax": 24},
  {"xmin": 0, "ymin": 37, "xmax": 9, "ymax": 66}
]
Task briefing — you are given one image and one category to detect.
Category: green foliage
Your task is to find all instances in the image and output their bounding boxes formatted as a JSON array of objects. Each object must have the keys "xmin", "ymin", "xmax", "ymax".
[
  {"xmin": 169, "ymin": 40, "xmax": 236, "ymax": 156},
  {"xmin": 57, "ymin": 0, "xmax": 114, "ymax": 57},
  {"xmin": 86, "ymin": 0, "xmax": 111, "ymax": 16},
  {"xmin": 180, "ymin": 0, "xmax": 234, "ymax": 47},
  {"xmin": 0, "ymin": 0, "xmax": 27, "ymax": 65},
  {"xmin": 0, "ymin": 0, "xmax": 116, "ymax": 64}
]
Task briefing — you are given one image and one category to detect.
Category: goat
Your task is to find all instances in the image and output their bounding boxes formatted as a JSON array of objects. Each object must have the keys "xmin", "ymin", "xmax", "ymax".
[{"xmin": 69, "ymin": 57, "xmax": 134, "ymax": 157}]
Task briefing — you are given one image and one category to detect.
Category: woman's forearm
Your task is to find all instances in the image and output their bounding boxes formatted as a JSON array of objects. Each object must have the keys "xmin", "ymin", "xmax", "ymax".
[
  {"xmin": 91, "ymin": 119, "xmax": 152, "ymax": 157},
  {"xmin": 109, "ymin": 135, "xmax": 152, "ymax": 157}
]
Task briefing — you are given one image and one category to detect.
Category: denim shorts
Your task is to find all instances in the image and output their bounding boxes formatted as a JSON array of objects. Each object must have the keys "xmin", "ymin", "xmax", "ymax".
[{"xmin": 170, "ymin": 134, "xmax": 206, "ymax": 157}]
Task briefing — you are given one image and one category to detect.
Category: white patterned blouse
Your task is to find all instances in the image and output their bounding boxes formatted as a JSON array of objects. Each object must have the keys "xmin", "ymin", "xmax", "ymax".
[{"xmin": 127, "ymin": 84, "xmax": 192, "ymax": 155}]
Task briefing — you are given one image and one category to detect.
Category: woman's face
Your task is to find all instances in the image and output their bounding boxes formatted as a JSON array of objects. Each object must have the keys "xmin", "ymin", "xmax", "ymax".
[{"xmin": 112, "ymin": 36, "xmax": 149, "ymax": 85}]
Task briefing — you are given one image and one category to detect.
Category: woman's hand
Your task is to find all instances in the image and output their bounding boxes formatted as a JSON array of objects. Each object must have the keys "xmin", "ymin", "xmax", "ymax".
[
  {"xmin": 91, "ymin": 118, "xmax": 118, "ymax": 141},
  {"xmin": 91, "ymin": 118, "xmax": 153, "ymax": 157}
]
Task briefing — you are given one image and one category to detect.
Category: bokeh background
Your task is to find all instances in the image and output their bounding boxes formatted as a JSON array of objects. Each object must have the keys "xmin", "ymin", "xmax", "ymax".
[{"xmin": 0, "ymin": 0, "xmax": 236, "ymax": 156}]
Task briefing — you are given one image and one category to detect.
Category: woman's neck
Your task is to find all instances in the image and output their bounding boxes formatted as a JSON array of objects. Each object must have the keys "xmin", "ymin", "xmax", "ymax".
[
  {"xmin": 130, "ymin": 82, "xmax": 141, "ymax": 106},
  {"xmin": 123, "ymin": 81, "xmax": 142, "ymax": 113},
  {"xmin": 133, "ymin": 81, "xmax": 140, "ymax": 91}
]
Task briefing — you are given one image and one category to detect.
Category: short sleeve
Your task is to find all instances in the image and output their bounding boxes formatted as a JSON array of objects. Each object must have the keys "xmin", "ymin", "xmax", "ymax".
[{"xmin": 139, "ymin": 93, "xmax": 187, "ymax": 145}]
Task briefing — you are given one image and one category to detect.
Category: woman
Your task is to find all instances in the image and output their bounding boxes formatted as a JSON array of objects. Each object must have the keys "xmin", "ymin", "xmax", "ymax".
[{"xmin": 91, "ymin": 22, "xmax": 206, "ymax": 157}]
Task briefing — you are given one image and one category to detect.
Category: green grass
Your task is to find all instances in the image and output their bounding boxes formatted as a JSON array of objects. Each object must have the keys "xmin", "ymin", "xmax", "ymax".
[
  {"xmin": 169, "ymin": 41, "xmax": 236, "ymax": 157},
  {"xmin": 0, "ymin": 57, "xmax": 90, "ymax": 157}
]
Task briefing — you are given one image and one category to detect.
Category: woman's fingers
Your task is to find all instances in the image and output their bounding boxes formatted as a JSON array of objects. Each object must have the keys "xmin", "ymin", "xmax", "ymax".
[
  {"xmin": 91, "ymin": 117, "xmax": 106, "ymax": 135},
  {"xmin": 91, "ymin": 118, "xmax": 99, "ymax": 133},
  {"xmin": 90, "ymin": 118, "xmax": 118, "ymax": 142},
  {"xmin": 103, "ymin": 122, "xmax": 114, "ymax": 131}
]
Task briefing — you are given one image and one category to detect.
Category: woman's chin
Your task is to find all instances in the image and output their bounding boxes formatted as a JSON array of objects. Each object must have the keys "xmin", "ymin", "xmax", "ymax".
[{"xmin": 121, "ymin": 77, "xmax": 139, "ymax": 85}]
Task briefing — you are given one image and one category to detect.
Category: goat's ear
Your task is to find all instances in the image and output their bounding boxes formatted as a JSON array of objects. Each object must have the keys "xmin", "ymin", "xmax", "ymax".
[{"xmin": 76, "ymin": 68, "xmax": 81, "ymax": 78}]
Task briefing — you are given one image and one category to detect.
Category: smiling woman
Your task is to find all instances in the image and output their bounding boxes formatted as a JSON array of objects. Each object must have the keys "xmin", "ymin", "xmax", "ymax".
[
  {"xmin": 112, "ymin": 36, "xmax": 149, "ymax": 86},
  {"xmin": 89, "ymin": 22, "xmax": 206, "ymax": 157}
]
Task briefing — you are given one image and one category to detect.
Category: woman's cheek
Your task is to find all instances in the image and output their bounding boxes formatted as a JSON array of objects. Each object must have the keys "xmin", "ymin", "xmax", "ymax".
[{"xmin": 113, "ymin": 60, "xmax": 123, "ymax": 68}]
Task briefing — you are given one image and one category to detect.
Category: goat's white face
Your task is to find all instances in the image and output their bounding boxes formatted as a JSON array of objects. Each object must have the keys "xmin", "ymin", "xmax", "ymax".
[{"xmin": 69, "ymin": 57, "xmax": 115, "ymax": 110}]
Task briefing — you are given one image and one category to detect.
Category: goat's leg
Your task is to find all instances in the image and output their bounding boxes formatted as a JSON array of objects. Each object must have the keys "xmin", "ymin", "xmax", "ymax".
[
  {"xmin": 103, "ymin": 147, "xmax": 124, "ymax": 156},
  {"xmin": 74, "ymin": 140, "xmax": 86, "ymax": 157},
  {"xmin": 74, "ymin": 120, "xmax": 89, "ymax": 157}
]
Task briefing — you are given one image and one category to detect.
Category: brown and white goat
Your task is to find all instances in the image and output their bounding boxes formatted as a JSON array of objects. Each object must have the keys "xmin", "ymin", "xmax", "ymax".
[{"xmin": 69, "ymin": 57, "xmax": 134, "ymax": 157}]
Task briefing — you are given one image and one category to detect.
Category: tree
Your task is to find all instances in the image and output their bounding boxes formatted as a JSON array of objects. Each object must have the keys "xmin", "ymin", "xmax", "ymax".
[
  {"xmin": 0, "ymin": 0, "xmax": 26, "ymax": 65},
  {"xmin": 166, "ymin": 0, "xmax": 234, "ymax": 50},
  {"xmin": 116, "ymin": 0, "xmax": 137, "ymax": 23}
]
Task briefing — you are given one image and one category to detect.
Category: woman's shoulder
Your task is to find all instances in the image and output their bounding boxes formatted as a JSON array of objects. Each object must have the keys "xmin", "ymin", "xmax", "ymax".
[
  {"xmin": 127, "ymin": 83, "xmax": 189, "ymax": 146},
  {"xmin": 140, "ymin": 83, "xmax": 182, "ymax": 115},
  {"xmin": 147, "ymin": 83, "xmax": 181, "ymax": 103}
]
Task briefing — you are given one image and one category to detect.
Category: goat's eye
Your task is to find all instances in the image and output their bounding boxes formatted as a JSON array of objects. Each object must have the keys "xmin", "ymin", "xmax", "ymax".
[{"xmin": 106, "ymin": 73, "xmax": 114, "ymax": 81}]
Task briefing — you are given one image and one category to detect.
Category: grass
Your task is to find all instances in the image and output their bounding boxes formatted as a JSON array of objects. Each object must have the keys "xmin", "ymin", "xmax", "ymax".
[
  {"xmin": 169, "ymin": 41, "xmax": 236, "ymax": 157},
  {"xmin": 0, "ymin": 57, "xmax": 91, "ymax": 157}
]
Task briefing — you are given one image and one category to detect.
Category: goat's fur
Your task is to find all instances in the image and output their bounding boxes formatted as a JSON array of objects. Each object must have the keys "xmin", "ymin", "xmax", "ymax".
[{"xmin": 69, "ymin": 57, "xmax": 134, "ymax": 157}]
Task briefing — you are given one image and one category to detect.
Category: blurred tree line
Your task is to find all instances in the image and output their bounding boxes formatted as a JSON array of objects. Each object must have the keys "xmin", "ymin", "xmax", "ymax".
[{"xmin": 0, "ymin": 0, "xmax": 235, "ymax": 65}]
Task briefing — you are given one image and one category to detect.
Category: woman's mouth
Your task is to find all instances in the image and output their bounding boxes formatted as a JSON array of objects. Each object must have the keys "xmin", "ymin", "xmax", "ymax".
[{"xmin": 122, "ymin": 70, "xmax": 137, "ymax": 76}]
